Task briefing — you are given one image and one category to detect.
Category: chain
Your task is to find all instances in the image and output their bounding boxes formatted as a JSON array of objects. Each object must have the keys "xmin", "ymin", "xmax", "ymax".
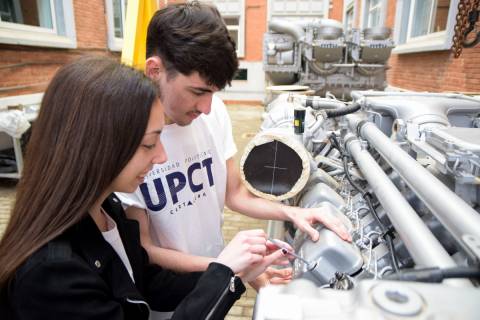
[{"xmin": 452, "ymin": 0, "xmax": 480, "ymax": 58}]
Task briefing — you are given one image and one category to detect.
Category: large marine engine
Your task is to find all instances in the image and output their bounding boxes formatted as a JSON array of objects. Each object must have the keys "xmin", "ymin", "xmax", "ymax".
[
  {"xmin": 263, "ymin": 19, "xmax": 395, "ymax": 99},
  {"xmin": 240, "ymin": 91, "xmax": 480, "ymax": 319}
]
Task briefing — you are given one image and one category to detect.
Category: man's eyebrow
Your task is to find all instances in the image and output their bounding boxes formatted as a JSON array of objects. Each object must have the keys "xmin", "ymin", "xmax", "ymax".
[{"xmin": 188, "ymin": 86, "xmax": 214, "ymax": 93}]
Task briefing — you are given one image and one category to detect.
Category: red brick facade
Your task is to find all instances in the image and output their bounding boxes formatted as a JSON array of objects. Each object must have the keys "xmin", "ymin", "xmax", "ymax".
[
  {"xmin": 1, "ymin": 0, "xmax": 478, "ymax": 99},
  {"xmin": 331, "ymin": 0, "xmax": 479, "ymax": 94},
  {"xmin": 329, "ymin": 0, "xmax": 344, "ymax": 21},
  {"xmin": 244, "ymin": 0, "xmax": 267, "ymax": 61},
  {"xmin": 383, "ymin": 1, "xmax": 480, "ymax": 93},
  {"xmin": 0, "ymin": 0, "xmax": 118, "ymax": 98}
]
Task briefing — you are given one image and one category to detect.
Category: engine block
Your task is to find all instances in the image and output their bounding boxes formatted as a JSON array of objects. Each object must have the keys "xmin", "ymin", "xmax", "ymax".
[
  {"xmin": 240, "ymin": 91, "xmax": 480, "ymax": 319},
  {"xmin": 263, "ymin": 19, "xmax": 395, "ymax": 99}
]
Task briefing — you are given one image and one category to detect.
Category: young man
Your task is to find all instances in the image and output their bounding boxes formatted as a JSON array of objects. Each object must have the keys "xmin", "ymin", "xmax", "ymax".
[{"xmin": 117, "ymin": 1, "xmax": 350, "ymax": 286}]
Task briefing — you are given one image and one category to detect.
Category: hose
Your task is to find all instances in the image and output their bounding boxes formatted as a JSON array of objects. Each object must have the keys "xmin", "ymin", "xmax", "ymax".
[
  {"xmin": 330, "ymin": 132, "xmax": 401, "ymax": 272},
  {"xmin": 324, "ymin": 102, "xmax": 361, "ymax": 118},
  {"xmin": 385, "ymin": 266, "xmax": 480, "ymax": 283},
  {"xmin": 364, "ymin": 194, "xmax": 401, "ymax": 273}
]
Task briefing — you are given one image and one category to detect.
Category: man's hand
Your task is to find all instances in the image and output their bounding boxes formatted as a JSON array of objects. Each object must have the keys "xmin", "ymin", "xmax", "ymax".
[
  {"xmin": 248, "ymin": 267, "xmax": 293, "ymax": 291},
  {"xmin": 265, "ymin": 267, "xmax": 292, "ymax": 284},
  {"xmin": 287, "ymin": 206, "xmax": 352, "ymax": 242}
]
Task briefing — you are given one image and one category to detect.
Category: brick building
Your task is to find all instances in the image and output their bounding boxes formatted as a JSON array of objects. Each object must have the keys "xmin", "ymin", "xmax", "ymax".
[
  {"xmin": 0, "ymin": 0, "xmax": 478, "ymax": 102},
  {"xmin": 227, "ymin": 0, "xmax": 480, "ymax": 100},
  {"xmin": 329, "ymin": 0, "xmax": 480, "ymax": 94},
  {"xmin": 222, "ymin": 0, "xmax": 479, "ymax": 101},
  {"xmin": 0, "ymin": 0, "xmax": 119, "ymax": 99},
  {"xmin": 0, "ymin": 0, "xmax": 331, "ymax": 102}
]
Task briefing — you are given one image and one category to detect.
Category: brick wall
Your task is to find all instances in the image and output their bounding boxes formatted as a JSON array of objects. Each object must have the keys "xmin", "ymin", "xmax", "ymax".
[
  {"xmin": 244, "ymin": 0, "xmax": 267, "ymax": 61},
  {"xmin": 329, "ymin": 0, "xmax": 344, "ymax": 21},
  {"xmin": 387, "ymin": 48, "xmax": 480, "ymax": 93},
  {"xmin": 74, "ymin": 0, "xmax": 108, "ymax": 49},
  {"xmin": 0, "ymin": 0, "xmax": 119, "ymax": 98},
  {"xmin": 384, "ymin": 0, "xmax": 480, "ymax": 93}
]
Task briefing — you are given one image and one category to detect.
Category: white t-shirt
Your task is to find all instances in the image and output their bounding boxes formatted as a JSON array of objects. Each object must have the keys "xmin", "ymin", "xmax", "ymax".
[
  {"xmin": 116, "ymin": 95, "xmax": 236, "ymax": 258},
  {"xmin": 101, "ymin": 211, "xmax": 135, "ymax": 283}
]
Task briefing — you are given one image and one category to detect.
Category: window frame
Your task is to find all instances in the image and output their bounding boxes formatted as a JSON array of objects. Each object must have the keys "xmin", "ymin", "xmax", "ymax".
[
  {"xmin": 0, "ymin": 0, "xmax": 76, "ymax": 48},
  {"xmin": 360, "ymin": 0, "xmax": 388, "ymax": 29},
  {"xmin": 268, "ymin": 0, "xmax": 330, "ymax": 19},
  {"xmin": 367, "ymin": 0, "xmax": 383, "ymax": 28},
  {"xmin": 211, "ymin": 0, "xmax": 245, "ymax": 58},
  {"xmin": 406, "ymin": 0, "xmax": 437, "ymax": 41},
  {"xmin": 393, "ymin": 0, "xmax": 458, "ymax": 54},
  {"xmin": 224, "ymin": 13, "xmax": 245, "ymax": 58},
  {"xmin": 105, "ymin": 0, "xmax": 127, "ymax": 52},
  {"xmin": 343, "ymin": 0, "xmax": 356, "ymax": 31}
]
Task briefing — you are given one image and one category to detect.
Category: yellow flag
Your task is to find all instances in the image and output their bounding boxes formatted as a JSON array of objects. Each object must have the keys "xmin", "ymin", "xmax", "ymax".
[{"xmin": 121, "ymin": 0, "xmax": 159, "ymax": 70}]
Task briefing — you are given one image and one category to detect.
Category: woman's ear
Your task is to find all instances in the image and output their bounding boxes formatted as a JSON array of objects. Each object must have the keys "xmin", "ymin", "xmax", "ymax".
[{"xmin": 145, "ymin": 56, "xmax": 165, "ymax": 80}]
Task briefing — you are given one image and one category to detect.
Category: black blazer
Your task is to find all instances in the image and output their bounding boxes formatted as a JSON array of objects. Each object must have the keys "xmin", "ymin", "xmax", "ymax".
[{"xmin": 2, "ymin": 194, "xmax": 245, "ymax": 319}]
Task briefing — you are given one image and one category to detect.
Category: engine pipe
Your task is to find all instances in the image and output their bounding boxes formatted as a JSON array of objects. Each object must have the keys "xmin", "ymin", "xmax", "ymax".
[
  {"xmin": 324, "ymin": 102, "xmax": 361, "ymax": 118},
  {"xmin": 345, "ymin": 135, "xmax": 470, "ymax": 287},
  {"xmin": 268, "ymin": 19, "xmax": 305, "ymax": 42},
  {"xmin": 385, "ymin": 266, "xmax": 480, "ymax": 283},
  {"xmin": 351, "ymin": 90, "xmax": 480, "ymax": 103},
  {"xmin": 300, "ymin": 96, "xmax": 346, "ymax": 110},
  {"xmin": 347, "ymin": 115, "xmax": 480, "ymax": 264}
]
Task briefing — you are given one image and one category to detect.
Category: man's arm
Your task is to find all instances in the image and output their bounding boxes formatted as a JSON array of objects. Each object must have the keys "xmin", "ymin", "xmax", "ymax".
[
  {"xmin": 126, "ymin": 206, "xmax": 288, "ymax": 291},
  {"xmin": 224, "ymin": 158, "xmax": 351, "ymax": 242},
  {"xmin": 125, "ymin": 206, "xmax": 215, "ymax": 272}
]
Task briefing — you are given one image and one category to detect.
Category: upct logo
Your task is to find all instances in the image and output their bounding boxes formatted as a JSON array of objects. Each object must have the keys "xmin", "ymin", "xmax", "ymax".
[{"xmin": 140, "ymin": 157, "xmax": 214, "ymax": 212}]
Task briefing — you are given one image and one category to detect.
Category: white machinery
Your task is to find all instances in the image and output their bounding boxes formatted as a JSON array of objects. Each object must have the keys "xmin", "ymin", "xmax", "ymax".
[
  {"xmin": 263, "ymin": 19, "xmax": 394, "ymax": 99},
  {"xmin": 240, "ymin": 91, "xmax": 480, "ymax": 319}
]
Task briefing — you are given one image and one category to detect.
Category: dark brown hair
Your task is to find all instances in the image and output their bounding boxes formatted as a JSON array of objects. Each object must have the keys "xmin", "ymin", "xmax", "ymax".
[
  {"xmin": 0, "ymin": 56, "xmax": 158, "ymax": 286},
  {"xmin": 146, "ymin": 0, "xmax": 238, "ymax": 89}
]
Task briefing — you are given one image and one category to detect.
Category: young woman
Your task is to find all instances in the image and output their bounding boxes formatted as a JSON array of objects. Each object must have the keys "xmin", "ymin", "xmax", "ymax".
[{"xmin": 0, "ymin": 56, "xmax": 284, "ymax": 319}]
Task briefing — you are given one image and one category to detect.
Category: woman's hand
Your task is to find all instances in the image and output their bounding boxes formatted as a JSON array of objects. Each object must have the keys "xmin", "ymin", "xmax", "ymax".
[
  {"xmin": 238, "ymin": 238, "xmax": 292, "ymax": 283},
  {"xmin": 216, "ymin": 229, "xmax": 268, "ymax": 274}
]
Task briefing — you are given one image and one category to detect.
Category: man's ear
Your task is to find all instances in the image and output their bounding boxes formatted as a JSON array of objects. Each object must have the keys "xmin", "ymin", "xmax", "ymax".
[{"xmin": 145, "ymin": 56, "xmax": 165, "ymax": 80}]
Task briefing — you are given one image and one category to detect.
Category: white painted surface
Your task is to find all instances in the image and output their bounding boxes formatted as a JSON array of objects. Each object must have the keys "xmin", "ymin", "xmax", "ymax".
[{"xmin": 217, "ymin": 61, "xmax": 266, "ymax": 102}]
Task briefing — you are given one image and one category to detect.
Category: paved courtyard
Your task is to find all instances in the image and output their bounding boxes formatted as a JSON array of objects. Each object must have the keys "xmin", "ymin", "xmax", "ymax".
[{"xmin": 0, "ymin": 103, "xmax": 266, "ymax": 319}]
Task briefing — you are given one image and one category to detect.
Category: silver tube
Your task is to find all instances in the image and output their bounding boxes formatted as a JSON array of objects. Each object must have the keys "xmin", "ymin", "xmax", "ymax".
[
  {"xmin": 269, "ymin": 19, "xmax": 305, "ymax": 42},
  {"xmin": 347, "ymin": 115, "xmax": 480, "ymax": 262},
  {"xmin": 296, "ymin": 95, "xmax": 346, "ymax": 110},
  {"xmin": 350, "ymin": 91, "xmax": 480, "ymax": 104},
  {"xmin": 272, "ymin": 41, "xmax": 294, "ymax": 52},
  {"xmin": 346, "ymin": 137, "xmax": 464, "ymax": 272}
]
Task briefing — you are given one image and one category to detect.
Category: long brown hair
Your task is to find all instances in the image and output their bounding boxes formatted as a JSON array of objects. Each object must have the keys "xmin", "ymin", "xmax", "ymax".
[{"xmin": 0, "ymin": 56, "xmax": 158, "ymax": 286}]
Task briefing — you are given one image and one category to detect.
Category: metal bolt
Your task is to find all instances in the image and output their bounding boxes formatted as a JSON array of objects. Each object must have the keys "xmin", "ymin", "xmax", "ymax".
[{"xmin": 385, "ymin": 290, "xmax": 409, "ymax": 304}]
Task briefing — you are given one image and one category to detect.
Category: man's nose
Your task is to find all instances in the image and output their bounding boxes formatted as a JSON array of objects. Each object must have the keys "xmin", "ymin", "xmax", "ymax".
[{"xmin": 196, "ymin": 94, "xmax": 213, "ymax": 115}]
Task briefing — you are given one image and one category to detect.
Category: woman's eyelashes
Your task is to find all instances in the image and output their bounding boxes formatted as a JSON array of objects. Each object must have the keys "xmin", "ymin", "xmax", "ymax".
[{"xmin": 142, "ymin": 143, "xmax": 156, "ymax": 150}]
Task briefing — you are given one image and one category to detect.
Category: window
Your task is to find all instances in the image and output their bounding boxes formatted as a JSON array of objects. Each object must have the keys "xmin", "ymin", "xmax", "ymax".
[
  {"xmin": 367, "ymin": 0, "xmax": 382, "ymax": 28},
  {"xmin": 211, "ymin": 0, "xmax": 245, "ymax": 58},
  {"xmin": 269, "ymin": 0, "xmax": 329, "ymax": 19},
  {"xmin": 105, "ymin": 0, "xmax": 128, "ymax": 51},
  {"xmin": 393, "ymin": 0, "xmax": 456, "ymax": 54},
  {"xmin": 0, "ymin": 0, "xmax": 76, "ymax": 48},
  {"xmin": 267, "ymin": 0, "xmax": 330, "ymax": 38},
  {"xmin": 223, "ymin": 16, "xmax": 241, "ymax": 55},
  {"xmin": 233, "ymin": 67, "xmax": 247, "ymax": 80},
  {"xmin": 344, "ymin": 1, "xmax": 355, "ymax": 31},
  {"xmin": 407, "ymin": 0, "xmax": 447, "ymax": 40},
  {"xmin": 361, "ymin": 0, "xmax": 387, "ymax": 29}
]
